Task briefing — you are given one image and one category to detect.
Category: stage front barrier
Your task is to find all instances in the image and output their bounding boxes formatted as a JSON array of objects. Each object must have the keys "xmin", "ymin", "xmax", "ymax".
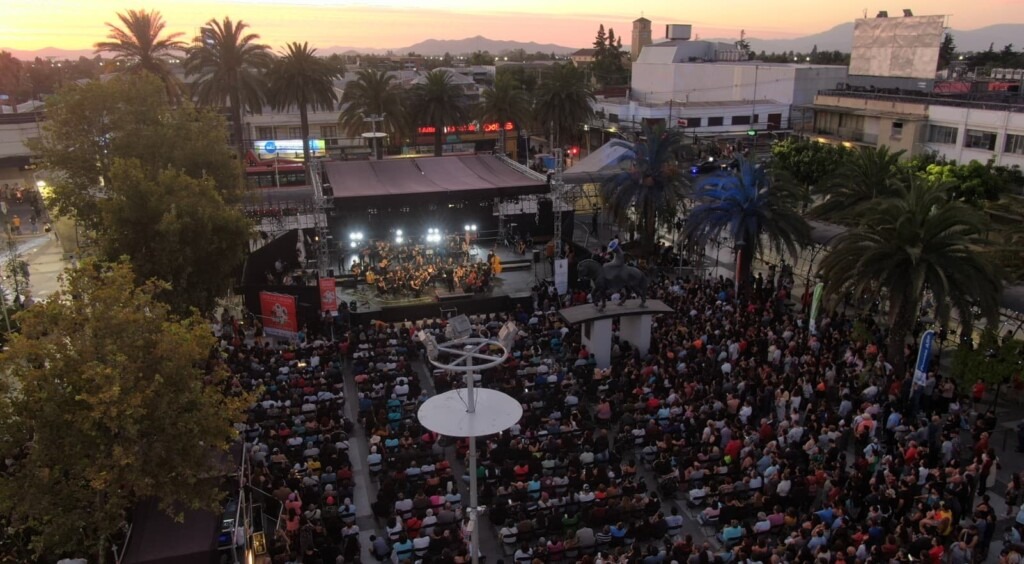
[{"xmin": 558, "ymin": 299, "xmax": 674, "ymax": 368}]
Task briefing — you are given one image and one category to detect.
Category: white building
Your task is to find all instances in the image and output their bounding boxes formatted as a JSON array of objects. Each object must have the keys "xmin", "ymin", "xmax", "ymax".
[
  {"xmin": 802, "ymin": 90, "xmax": 1024, "ymax": 170},
  {"xmin": 593, "ymin": 24, "xmax": 848, "ymax": 139},
  {"xmin": 921, "ymin": 102, "xmax": 1024, "ymax": 169}
]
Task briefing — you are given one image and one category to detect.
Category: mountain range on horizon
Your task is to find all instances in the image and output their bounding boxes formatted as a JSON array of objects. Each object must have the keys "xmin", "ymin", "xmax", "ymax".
[{"xmin": 4, "ymin": 22, "xmax": 1022, "ymax": 61}]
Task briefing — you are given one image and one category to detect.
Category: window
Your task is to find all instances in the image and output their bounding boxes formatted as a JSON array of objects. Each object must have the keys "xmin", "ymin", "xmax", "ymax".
[
  {"xmin": 608, "ymin": 113, "xmax": 620, "ymax": 124},
  {"xmin": 1005, "ymin": 134, "xmax": 1024, "ymax": 155},
  {"xmin": 964, "ymin": 129, "xmax": 997, "ymax": 151},
  {"xmin": 289, "ymin": 127, "xmax": 303, "ymax": 139},
  {"xmin": 321, "ymin": 125, "xmax": 338, "ymax": 139},
  {"xmin": 707, "ymin": 116, "xmax": 724, "ymax": 127},
  {"xmin": 767, "ymin": 113, "xmax": 783, "ymax": 129},
  {"xmin": 256, "ymin": 126, "xmax": 274, "ymax": 140},
  {"xmin": 731, "ymin": 115, "xmax": 751, "ymax": 126},
  {"xmin": 927, "ymin": 125, "xmax": 958, "ymax": 145},
  {"xmin": 891, "ymin": 121, "xmax": 904, "ymax": 139},
  {"xmin": 677, "ymin": 117, "xmax": 701, "ymax": 128}
]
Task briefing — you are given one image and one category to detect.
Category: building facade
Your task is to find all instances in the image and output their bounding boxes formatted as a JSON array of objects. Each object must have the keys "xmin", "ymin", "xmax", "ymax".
[{"xmin": 801, "ymin": 90, "xmax": 1024, "ymax": 169}]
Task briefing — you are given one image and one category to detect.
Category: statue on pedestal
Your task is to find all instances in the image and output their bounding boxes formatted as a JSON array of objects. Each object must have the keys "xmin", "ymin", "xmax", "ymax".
[{"xmin": 578, "ymin": 241, "xmax": 649, "ymax": 311}]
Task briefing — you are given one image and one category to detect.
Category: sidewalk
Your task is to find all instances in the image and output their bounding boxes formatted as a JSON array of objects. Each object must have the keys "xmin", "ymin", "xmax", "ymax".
[{"xmin": 19, "ymin": 234, "xmax": 68, "ymax": 302}]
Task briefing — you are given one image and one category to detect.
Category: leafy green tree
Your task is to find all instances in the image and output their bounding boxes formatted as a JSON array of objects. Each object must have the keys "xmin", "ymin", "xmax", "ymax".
[
  {"xmin": 185, "ymin": 17, "xmax": 272, "ymax": 161},
  {"xmin": 266, "ymin": 42, "xmax": 342, "ymax": 168},
  {"xmin": 100, "ymin": 159, "xmax": 251, "ymax": 314},
  {"xmin": 94, "ymin": 9, "xmax": 186, "ymax": 101},
  {"xmin": 600, "ymin": 126, "xmax": 689, "ymax": 254},
  {"xmin": 906, "ymin": 157, "xmax": 1014, "ymax": 205},
  {"xmin": 410, "ymin": 69, "xmax": 470, "ymax": 157},
  {"xmin": 593, "ymin": 24, "xmax": 608, "ymax": 59},
  {"xmin": 0, "ymin": 52, "xmax": 26, "ymax": 112},
  {"xmin": 29, "ymin": 74, "xmax": 242, "ymax": 229},
  {"xmin": 952, "ymin": 328, "xmax": 1023, "ymax": 406},
  {"xmin": 817, "ymin": 179, "xmax": 1002, "ymax": 374},
  {"xmin": 337, "ymin": 69, "xmax": 408, "ymax": 158},
  {"xmin": 468, "ymin": 50, "xmax": 495, "ymax": 65},
  {"xmin": 770, "ymin": 138, "xmax": 847, "ymax": 210},
  {"xmin": 938, "ymin": 32, "xmax": 957, "ymax": 70},
  {"xmin": 534, "ymin": 63, "xmax": 595, "ymax": 149},
  {"xmin": 812, "ymin": 145, "xmax": 906, "ymax": 222},
  {"xmin": 477, "ymin": 73, "xmax": 531, "ymax": 158},
  {"xmin": 0, "ymin": 260, "xmax": 249, "ymax": 562},
  {"xmin": 685, "ymin": 158, "xmax": 811, "ymax": 295}
]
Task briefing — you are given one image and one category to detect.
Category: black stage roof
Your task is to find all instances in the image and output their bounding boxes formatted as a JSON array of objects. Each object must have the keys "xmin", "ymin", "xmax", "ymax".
[{"xmin": 322, "ymin": 155, "xmax": 548, "ymax": 203}]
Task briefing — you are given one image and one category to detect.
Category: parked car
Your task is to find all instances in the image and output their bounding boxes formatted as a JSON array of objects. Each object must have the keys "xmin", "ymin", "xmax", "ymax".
[{"xmin": 690, "ymin": 157, "xmax": 724, "ymax": 175}]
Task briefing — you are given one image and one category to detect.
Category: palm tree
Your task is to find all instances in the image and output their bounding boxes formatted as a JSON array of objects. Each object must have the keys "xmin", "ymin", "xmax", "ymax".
[
  {"xmin": 337, "ymin": 69, "xmax": 407, "ymax": 159},
  {"xmin": 818, "ymin": 178, "xmax": 1002, "ymax": 374},
  {"xmin": 477, "ymin": 73, "xmax": 530, "ymax": 158},
  {"xmin": 410, "ymin": 70, "xmax": 470, "ymax": 157},
  {"xmin": 811, "ymin": 145, "xmax": 906, "ymax": 222},
  {"xmin": 184, "ymin": 17, "xmax": 271, "ymax": 162},
  {"xmin": 94, "ymin": 9, "xmax": 186, "ymax": 100},
  {"xmin": 685, "ymin": 159, "xmax": 811, "ymax": 295},
  {"xmin": 600, "ymin": 126, "xmax": 688, "ymax": 255},
  {"xmin": 534, "ymin": 63, "xmax": 595, "ymax": 150},
  {"xmin": 265, "ymin": 42, "xmax": 341, "ymax": 171}
]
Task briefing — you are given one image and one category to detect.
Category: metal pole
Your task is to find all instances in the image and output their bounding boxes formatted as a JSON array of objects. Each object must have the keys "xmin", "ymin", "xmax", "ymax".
[{"xmin": 465, "ymin": 362, "xmax": 480, "ymax": 564}]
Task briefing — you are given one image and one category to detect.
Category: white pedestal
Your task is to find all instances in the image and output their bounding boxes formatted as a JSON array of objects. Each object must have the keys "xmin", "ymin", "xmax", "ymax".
[
  {"xmin": 582, "ymin": 317, "xmax": 613, "ymax": 368},
  {"xmin": 619, "ymin": 314, "xmax": 654, "ymax": 357}
]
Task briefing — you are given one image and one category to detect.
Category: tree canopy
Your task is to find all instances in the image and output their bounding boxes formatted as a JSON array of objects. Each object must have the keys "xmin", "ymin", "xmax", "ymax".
[
  {"xmin": 100, "ymin": 160, "xmax": 251, "ymax": 314},
  {"xmin": 29, "ymin": 73, "xmax": 250, "ymax": 314},
  {"xmin": 30, "ymin": 73, "xmax": 242, "ymax": 229},
  {"xmin": 0, "ymin": 260, "xmax": 249, "ymax": 561}
]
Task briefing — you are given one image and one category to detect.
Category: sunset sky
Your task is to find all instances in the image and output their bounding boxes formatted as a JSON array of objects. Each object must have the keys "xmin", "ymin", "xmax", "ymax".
[{"xmin": 2, "ymin": 0, "xmax": 1020, "ymax": 52}]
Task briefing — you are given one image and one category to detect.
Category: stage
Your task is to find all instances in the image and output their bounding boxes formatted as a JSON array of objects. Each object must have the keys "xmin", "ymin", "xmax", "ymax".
[{"xmin": 335, "ymin": 242, "xmax": 551, "ymax": 322}]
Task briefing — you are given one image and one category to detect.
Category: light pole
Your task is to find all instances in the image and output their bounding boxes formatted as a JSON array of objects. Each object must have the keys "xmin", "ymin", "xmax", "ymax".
[
  {"xmin": 362, "ymin": 113, "xmax": 387, "ymax": 160},
  {"xmin": 417, "ymin": 320, "xmax": 521, "ymax": 564}
]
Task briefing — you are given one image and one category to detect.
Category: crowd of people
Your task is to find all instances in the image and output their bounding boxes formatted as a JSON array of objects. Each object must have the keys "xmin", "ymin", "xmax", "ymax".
[{"xmin": 227, "ymin": 236, "xmax": 1022, "ymax": 563}]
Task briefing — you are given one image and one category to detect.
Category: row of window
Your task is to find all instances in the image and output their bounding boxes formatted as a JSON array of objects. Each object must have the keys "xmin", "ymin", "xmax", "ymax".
[
  {"xmin": 255, "ymin": 126, "xmax": 339, "ymax": 140},
  {"xmin": 608, "ymin": 114, "xmax": 782, "ymax": 128},
  {"xmin": 927, "ymin": 124, "xmax": 1024, "ymax": 155}
]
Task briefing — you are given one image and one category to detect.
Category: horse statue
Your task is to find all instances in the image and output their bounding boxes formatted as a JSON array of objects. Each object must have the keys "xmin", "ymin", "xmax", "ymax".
[{"xmin": 578, "ymin": 254, "xmax": 649, "ymax": 311}]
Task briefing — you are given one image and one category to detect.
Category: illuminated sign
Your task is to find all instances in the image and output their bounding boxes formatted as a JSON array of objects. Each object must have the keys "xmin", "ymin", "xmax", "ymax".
[
  {"xmin": 253, "ymin": 139, "xmax": 326, "ymax": 161},
  {"xmin": 417, "ymin": 122, "xmax": 514, "ymax": 135}
]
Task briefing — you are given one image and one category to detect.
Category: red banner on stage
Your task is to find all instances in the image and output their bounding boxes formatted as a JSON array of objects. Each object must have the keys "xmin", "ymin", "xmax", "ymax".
[
  {"xmin": 260, "ymin": 292, "xmax": 298, "ymax": 336},
  {"xmin": 319, "ymin": 278, "xmax": 337, "ymax": 313}
]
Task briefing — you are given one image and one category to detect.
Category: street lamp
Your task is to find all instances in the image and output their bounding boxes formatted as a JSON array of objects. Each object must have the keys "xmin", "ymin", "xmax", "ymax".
[
  {"xmin": 361, "ymin": 113, "xmax": 387, "ymax": 160},
  {"xmin": 416, "ymin": 320, "xmax": 521, "ymax": 564}
]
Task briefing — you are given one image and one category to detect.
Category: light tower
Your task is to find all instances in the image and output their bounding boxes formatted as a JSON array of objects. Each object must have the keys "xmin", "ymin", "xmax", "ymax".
[{"xmin": 417, "ymin": 316, "xmax": 521, "ymax": 564}]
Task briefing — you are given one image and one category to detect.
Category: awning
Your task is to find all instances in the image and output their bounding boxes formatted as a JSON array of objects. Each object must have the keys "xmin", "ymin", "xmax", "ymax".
[
  {"xmin": 562, "ymin": 139, "xmax": 634, "ymax": 185},
  {"xmin": 322, "ymin": 155, "xmax": 547, "ymax": 202}
]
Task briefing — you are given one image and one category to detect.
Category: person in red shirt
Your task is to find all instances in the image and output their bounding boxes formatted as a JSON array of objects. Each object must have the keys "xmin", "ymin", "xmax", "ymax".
[{"xmin": 927, "ymin": 536, "xmax": 945, "ymax": 564}]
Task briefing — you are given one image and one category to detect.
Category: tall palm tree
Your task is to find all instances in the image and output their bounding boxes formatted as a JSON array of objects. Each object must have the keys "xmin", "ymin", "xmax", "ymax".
[
  {"xmin": 477, "ymin": 73, "xmax": 530, "ymax": 158},
  {"xmin": 337, "ymin": 69, "xmax": 407, "ymax": 159},
  {"xmin": 411, "ymin": 70, "xmax": 470, "ymax": 157},
  {"xmin": 811, "ymin": 145, "xmax": 906, "ymax": 222},
  {"xmin": 818, "ymin": 178, "xmax": 1002, "ymax": 374},
  {"xmin": 94, "ymin": 9, "xmax": 186, "ymax": 101},
  {"xmin": 600, "ymin": 126, "xmax": 688, "ymax": 255},
  {"xmin": 534, "ymin": 63, "xmax": 595, "ymax": 150},
  {"xmin": 685, "ymin": 159, "xmax": 811, "ymax": 295},
  {"xmin": 265, "ymin": 42, "xmax": 341, "ymax": 171},
  {"xmin": 184, "ymin": 17, "xmax": 271, "ymax": 162}
]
